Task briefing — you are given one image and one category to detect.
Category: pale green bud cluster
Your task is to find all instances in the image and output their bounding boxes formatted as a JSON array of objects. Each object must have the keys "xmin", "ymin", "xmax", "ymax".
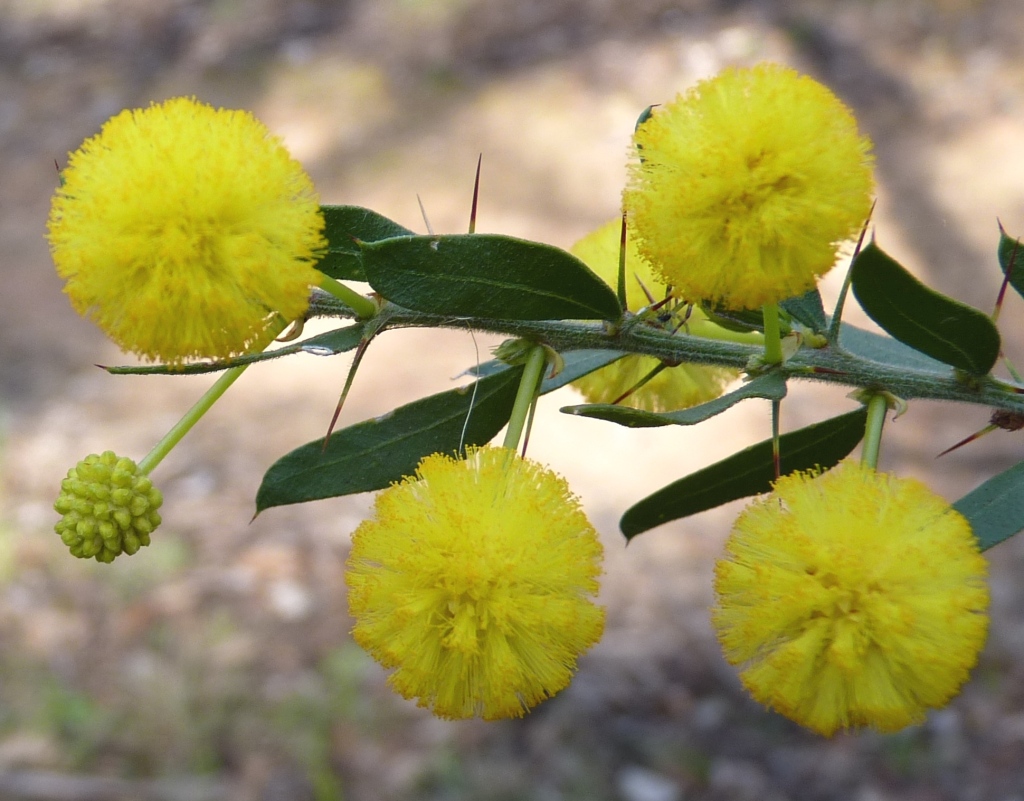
[{"xmin": 53, "ymin": 451, "xmax": 162, "ymax": 563}]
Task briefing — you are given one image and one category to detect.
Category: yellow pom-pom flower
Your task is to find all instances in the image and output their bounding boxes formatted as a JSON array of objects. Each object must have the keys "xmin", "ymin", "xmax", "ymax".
[
  {"xmin": 624, "ymin": 63, "xmax": 874, "ymax": 310},
  {"xmin": 48, "ymin": 96, "xmax": 326, "ymax": 363},
  {"xmin": 570, "ymin": 220, "xmax": 755, "ymax": 412},
  {"xmin": 346, "ymin": 446, "xmax": 605, "ymax": 720},
  {"xmin": 713, "ymin": 459, "xmax": 989, "ymax": 736},
  {"xmin": 54, "ymin": 451, "xmax": 163, "ymax": 563}
]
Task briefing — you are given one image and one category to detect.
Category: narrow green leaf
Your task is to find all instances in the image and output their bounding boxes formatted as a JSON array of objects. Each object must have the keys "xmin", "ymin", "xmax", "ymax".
[
  {"xmin": 255, "ymin": 365, "xmax": 524, "ymax": 512},
  {"xmin": 851, "ymin": 240, "xmax": 1000, "ymax": 375},
  {"xmin": 359, "ymin": 234, "xmax": 623, "ymax": 321},
  {"xmin": 620, "ymin": 407, "xmax": 868, "ymax": 539},
  {"xmin": 296, "ymin": 326, "xmax": 368, "ymax": 357},
  {"xmin": 105, "ymin": 324, "xmax": 366, "ymax": 375},
  {"xmin": 953, "ymin": 459, "xmax": 1024, "ymax": 551},
  {"xmin": 997, "ymin": 224, "xmax": 1024, "ymax": 301},
  {"xmin": 560, "ymin": 371, "xmax": 787, "ymax": 428},
  {"xmin": 838, "ymin": 322, "xmax": 951, "ymax": 374},
  {"xmin": 467, "ymin": 349, "xmax": 627, "ymax": 390},
  {"xmin": 781, "ymin": 289, "xmax": 827, "ymax": 333},
  {"xmin": 540, "ymin": 350, "xmax": 628, "ymax": 392},
  {"xmin": 315, "ymin": 205, "xmax": 414, "ymax": 281},
  {"xmin": 700, "ymin": 305, "xmax": 766, "ymax": 334}
]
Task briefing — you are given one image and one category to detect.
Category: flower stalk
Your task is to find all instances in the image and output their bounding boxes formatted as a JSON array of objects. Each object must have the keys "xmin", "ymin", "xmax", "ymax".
[
  {"xmin": 861, "ymin": 393, "xmax": 890, "ymax": 470},
  {"xmin": 137, "ymin": 365, "xmax": 247, "ymax": 475},
  {"xmin": 502, "ymin": 345, "xmax": 548, "ymax": 454},
  {"xmin": 316, "ymin": 273, "xmax": 377, "ymax": 320},
  {"xmin": 761, "ymin": 302, "xmax": 784, "ymax": 366}
]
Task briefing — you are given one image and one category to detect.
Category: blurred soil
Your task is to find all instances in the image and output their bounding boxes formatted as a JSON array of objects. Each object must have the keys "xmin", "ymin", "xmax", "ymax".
[{"xmin": 3, "ymin": 1, "xmax": 1024, "ymax": 799}]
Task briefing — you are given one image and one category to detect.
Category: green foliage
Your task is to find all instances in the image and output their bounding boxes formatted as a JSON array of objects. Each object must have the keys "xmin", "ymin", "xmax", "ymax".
[
  {"xmin": 851, "ymin": 241, "xmax": 1000, "ymax": 375},
  {"xmin": 780, "ymin": 288, "xmax": 828, "ymax": 333},
  {"xmin": 837, "ymin": 321, "xmax": 951, "ymax": 373},
  {"xmin": 997, "ymin": 222, "xmax": 1024, "ymax": 301},
  {"xmin": 953, "ymin": 459, "xmax": 1024, "ymax": 550},
  {"xmin": 471, "ymin": 348, "xmax": 626, "ymax": 389},
  {"xmin": 256, "ymin": 365, "xmax": 524, "ymax": 511},
  {"xmin": 230, "ymin": 218, "xmax": 1024, "ymax": 546},
  {"xmin": 316, "ymin": 205, "xmax": 413, "ymax": 281},
  {"xmin": 105, "ymin": 324, "xmax": 367, "ymax": 375},
  {"xmin": 561, "ymin": 370, "xmax": 787, "ymax": 428},
  {"xmin": 620, "ymin": 408, "xmax": 869, "ymax": 539},
  {"xmin": 359, "ymin": 233, "xmax": 622, "ymax": 320}
]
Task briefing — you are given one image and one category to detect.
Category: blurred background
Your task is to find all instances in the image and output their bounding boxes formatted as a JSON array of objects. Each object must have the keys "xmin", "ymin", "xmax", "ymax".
[{"xmin": 2, "ymin": 0, "xmax": 1024, "ymax": 799}]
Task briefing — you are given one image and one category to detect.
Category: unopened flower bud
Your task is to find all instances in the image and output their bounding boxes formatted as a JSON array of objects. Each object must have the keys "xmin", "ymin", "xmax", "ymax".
[{"xmin": 54, "ymin": 451, "xmax": 162, "ymax": 563}]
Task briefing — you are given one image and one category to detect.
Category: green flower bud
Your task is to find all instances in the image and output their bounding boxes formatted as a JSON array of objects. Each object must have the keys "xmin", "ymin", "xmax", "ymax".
[{"xmin": 54, "ymin": 451, "xmax": 162, "ymax": 563}]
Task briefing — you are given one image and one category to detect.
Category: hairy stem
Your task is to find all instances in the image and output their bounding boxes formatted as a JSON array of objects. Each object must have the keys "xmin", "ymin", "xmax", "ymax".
[{"xmin": 304, "ymin": 291, "xmax": 1024, "ymax": 416}]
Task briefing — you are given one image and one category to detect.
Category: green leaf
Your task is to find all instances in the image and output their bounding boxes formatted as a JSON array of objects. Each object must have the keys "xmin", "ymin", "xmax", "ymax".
[
  {"xmin": 104, "ymin": 324, "xmax": 366, "ymax": 375},
  {"xmin": 539, "ymin": 350, "xmax": 627, "ymax": 393},
  {"xmin": 255, "ymin": 365, "xmax": 524, "ymax": 512},
  {"xmin": 560, "ymin": 371, "xmax": 787, "ymax": 428},
  {"xmin": 851, "ymin": 240, "xmax": 1000, "ymax": 375},
  {"xmin": 315, "ymin": 205, "xmax": 414, "ymax": 281},
  {"xmin": 359, "ymin": 234, "xmax": 622, "ymax": 321},
  {"xmin": 838, "ymin": 322, "xmax": 951, "ymax": 374},
  {"xmin": 953, "ymin": 459, "xmax": 1024, "ymax": 550},
  {"xmin": 620, "ymin": 407, "xmax": 868, "ymax": 539},
  {"xmin": 700, "ymin": 305, "xmax": 767, "ymax": 334},
  {"xmin": 781, "ymin": 289, "xmax": 827, "ymax": 333},
  {"xmin": 997, "ymin": 223, "xmax": 1024, "ymax": 301},
  {"xmin": 467, "ymin": 349, "xmax": 627, "ymax": 394}
]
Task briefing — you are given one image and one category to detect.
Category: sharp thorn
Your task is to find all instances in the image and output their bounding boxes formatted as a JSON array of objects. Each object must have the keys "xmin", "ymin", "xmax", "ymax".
[
  {"xmin": 469, "ymin": 154, "xmax": 482, "ymax": 234},
  {"xmin": 851, "ymin": 198, "xmax": 877, "ymax": 260},
  {"xmin": 417, "ymin": 194, "xmax": 434, "ymax": 235},
  {"xmin": 936, "ymin": 424, "xmax": 998, "ymax": 458},
  {"xmin": 616, "ymin": 209, "xmax": 628, "ymax": 308},
  {"xmin": 322, "ymin": 338, "xmax": 372, "ymax": 452}
]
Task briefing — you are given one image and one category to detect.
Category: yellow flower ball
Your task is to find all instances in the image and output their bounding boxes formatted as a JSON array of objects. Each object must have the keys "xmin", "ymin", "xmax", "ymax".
[
  {"xmin": 624, "ymin": 63, "xmax": 874, "ymax": 310},
  {"xmin": 346, "ymin": 446, "xmax": 605, "ymax": 720},
  {"xmin": 48, "ymin": 97, "xmax": 326, "ymax": 363},
  {"xmin": 713, "ymin": 459, "xmax": 989, "ymax": 736},
  {"xmin": 569, "ymin": 220, "xmax": 754, "ymax": 412}
]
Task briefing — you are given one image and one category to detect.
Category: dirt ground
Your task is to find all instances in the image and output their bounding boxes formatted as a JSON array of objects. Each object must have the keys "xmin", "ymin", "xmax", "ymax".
[{"xmin": 3, "ymin": 1, "xmax": 1024, "ymax": 799}]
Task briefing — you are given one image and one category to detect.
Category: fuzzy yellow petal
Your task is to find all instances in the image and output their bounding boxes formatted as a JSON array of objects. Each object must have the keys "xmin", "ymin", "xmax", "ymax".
[
  {"xmin": 48, "ymin": 97, "xmax": 325, "ymax": 363},
  {"xmin": 713, "ymin": 459, "xmax": 989, "ymax": 736},
  {"xmin": 624, "ymin": 63, "xmax": 874, "ymax": 310},
  {"xmin": 346, "ymin": 447, "xmax": 605, "ymax": 720}
]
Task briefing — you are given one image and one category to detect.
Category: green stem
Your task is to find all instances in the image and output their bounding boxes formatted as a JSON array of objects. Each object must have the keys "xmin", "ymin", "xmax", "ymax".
[
  {"xmin": 861, "ymin": 393, "xmax": 889, "ymax": 470},
  {"xmin": 762, "ymin": 302, "xmax": 783, "ymax": 365},
  {"xmin": 137, "ymin": 315, "xmax": 296, "ymax": 474},
  {"xmin": 771, "ymin": 398, "xmax": 781, "ymax": 480},
  {"xmin": 317, "ymin": 274, "xmax": 377, "ymax": 320},
  {"xmin": 304, "ymin": 298, "xmax": 1024, "ymax": 416},
  {"xmin": 138, "ymin": 365, "xmax": 246, "ymax": 475},
  {"xmin": 502, "ymin": 345, "xmax": 547, "ymax": 452}
]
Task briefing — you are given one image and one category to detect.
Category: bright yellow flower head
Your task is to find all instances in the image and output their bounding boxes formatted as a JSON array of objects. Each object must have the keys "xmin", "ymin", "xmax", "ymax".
[
  {"xmin": 569, "ymin": 220, "xmax": 749, "ymax": 412},
  {"xmin": 48, "ymin": 97, "xmax": 326, "ymax": 363},
  {"xmin": 713, "ymin": 459, "xmax": 989, "ymax": 737},
  {"xmin": 624, "ymin": 63, "xmax": 874, "ymax": 310},
  {"xmin": 346, "ymin": 446, "xmax": 605, "ymax": 720}
]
